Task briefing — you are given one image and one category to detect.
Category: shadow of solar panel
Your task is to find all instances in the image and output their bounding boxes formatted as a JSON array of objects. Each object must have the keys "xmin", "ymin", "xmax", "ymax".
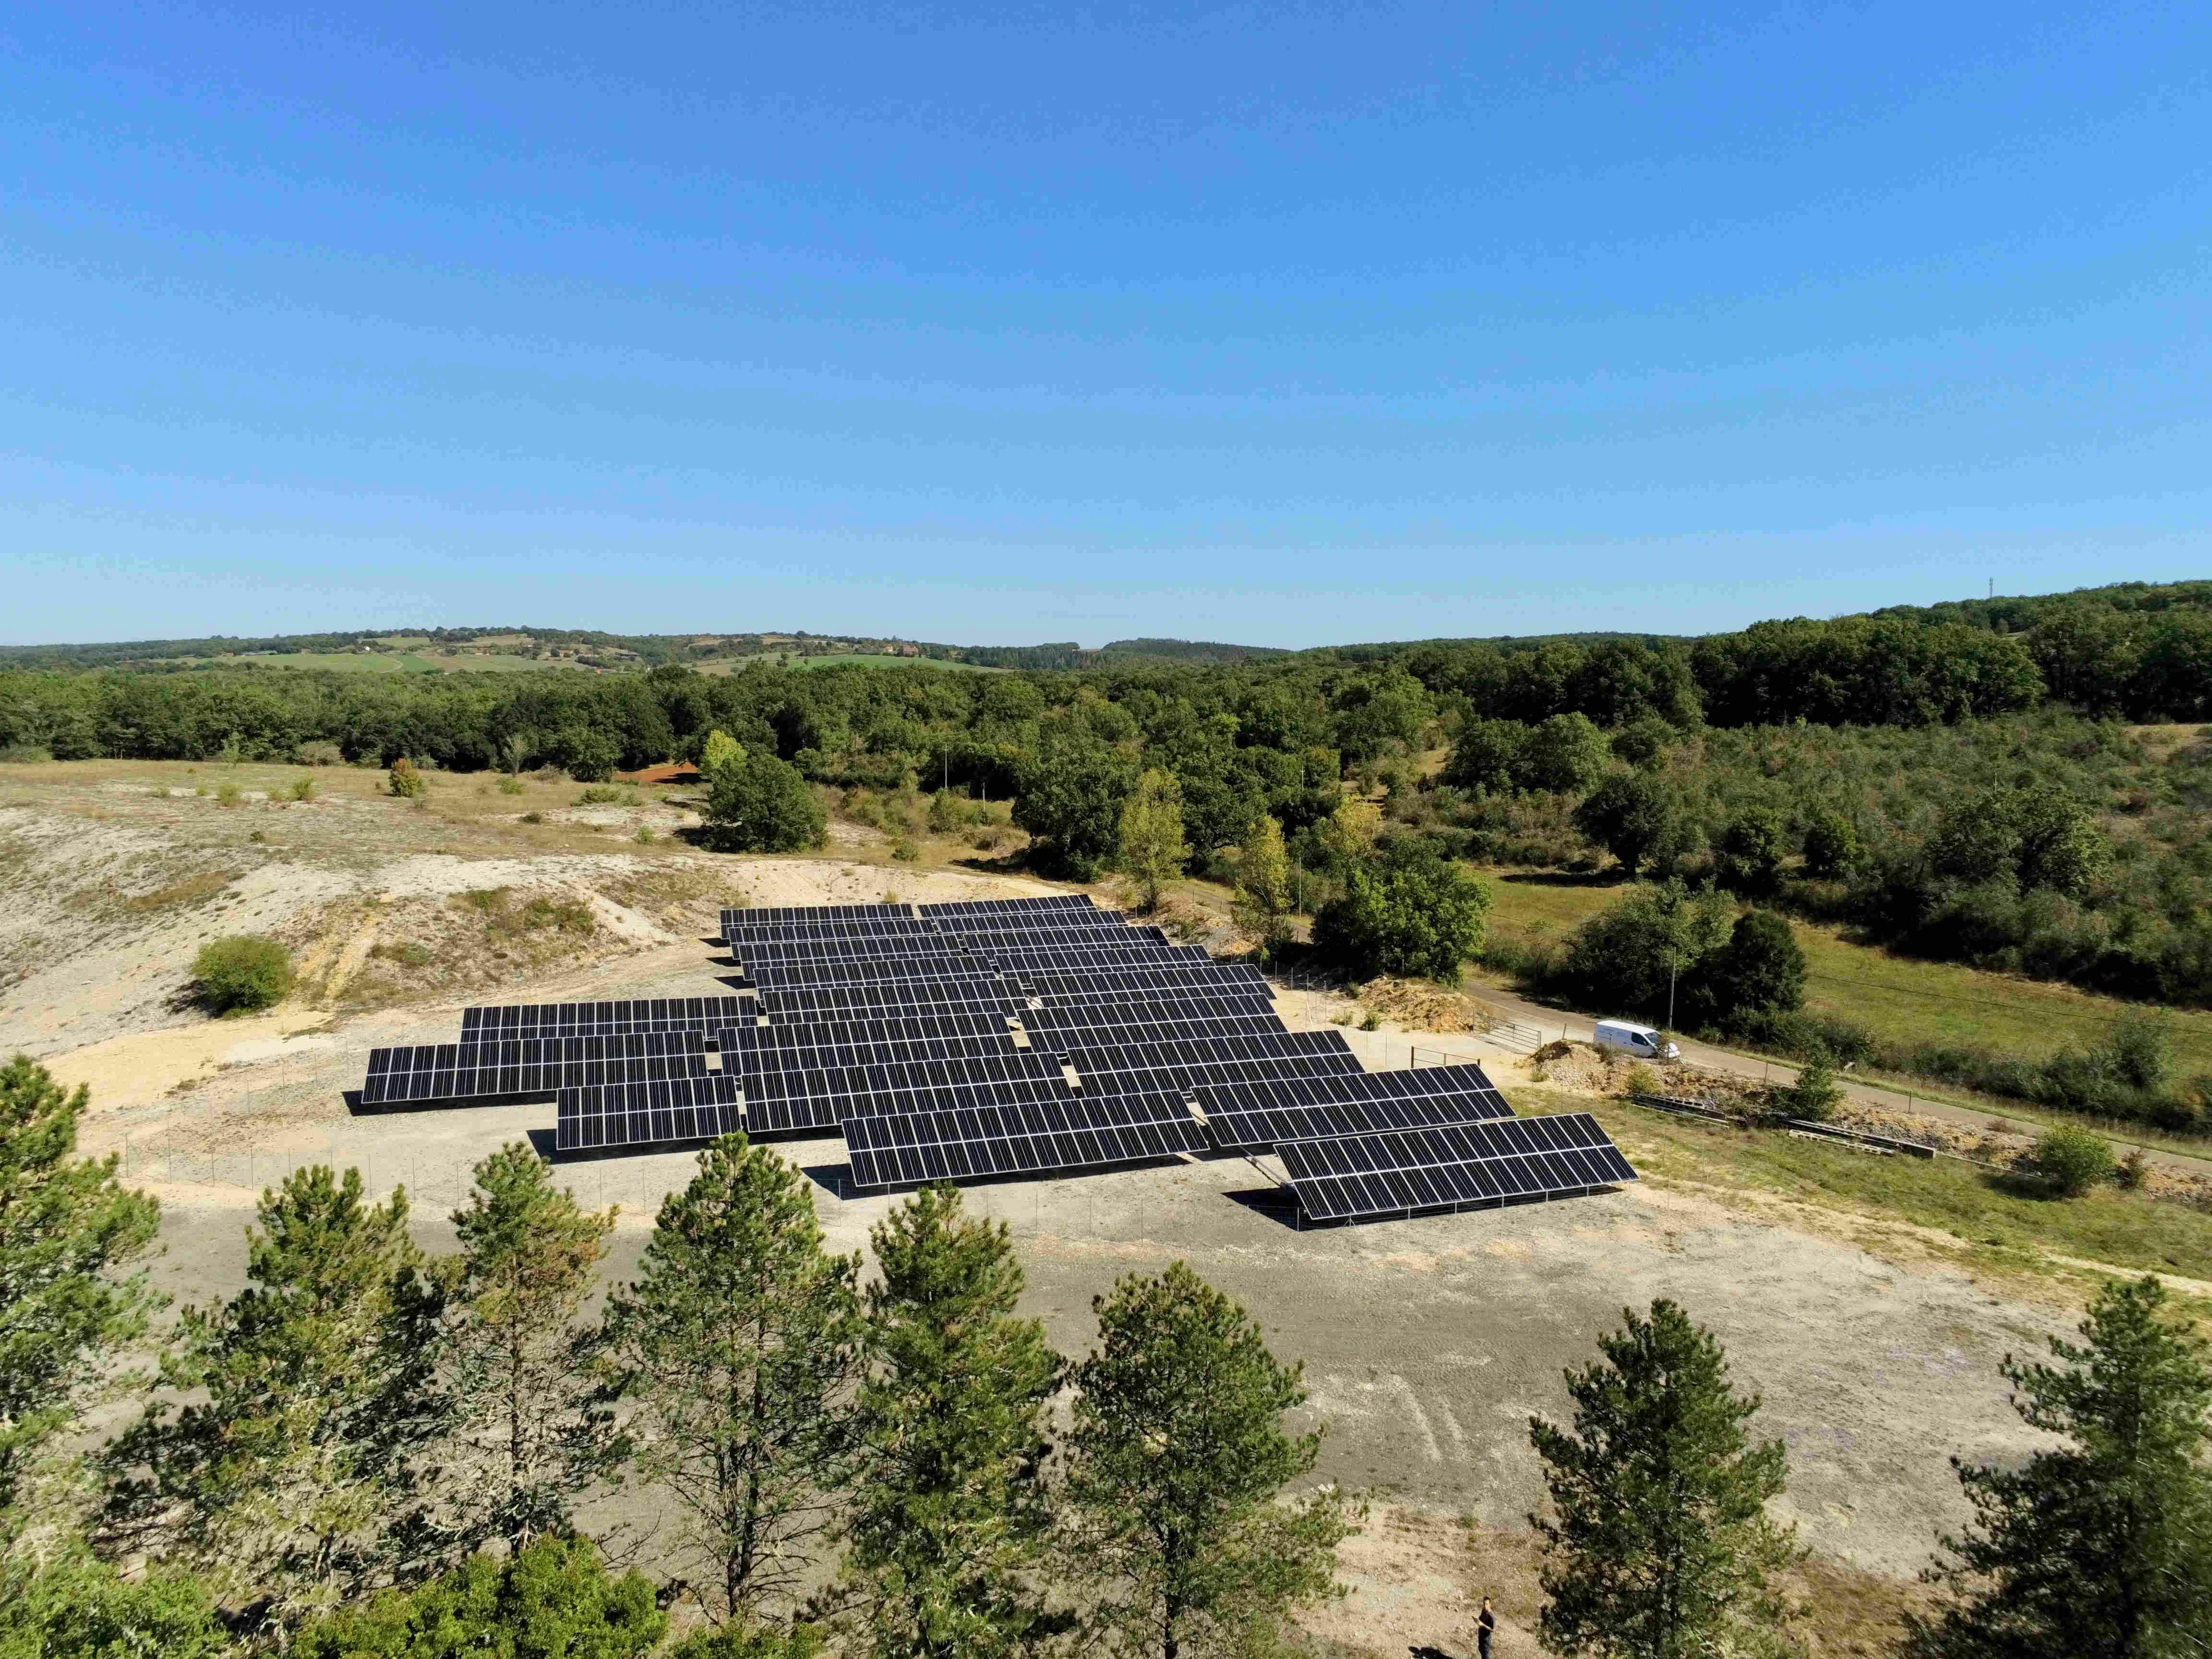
[
  {"xmin": 1274, "ymin": 1113, "xmax": 1637, "ymax": 1221},
  {"xmin": 1197, "ymin": 1060, "xmax": 1516, "ymax": 1151},
  {"xmin": 554, "ymin": 1075, "xmax": 745, "ymax": 1153},
  {"xmin": 842, "ymin": 1091, "xmax": 1205, "ymax": 1189}
]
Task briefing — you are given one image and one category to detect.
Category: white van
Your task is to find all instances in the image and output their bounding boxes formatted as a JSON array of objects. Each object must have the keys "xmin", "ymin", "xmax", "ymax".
[{"xmin": 1593, "ymin": 1020, "xmax": 1679, "ymax": 1061}]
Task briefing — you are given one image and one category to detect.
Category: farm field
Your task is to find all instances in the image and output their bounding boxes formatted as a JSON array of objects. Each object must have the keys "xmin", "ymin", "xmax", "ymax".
[
  {"xmin": 699, "ymin": 650, "xmax": 1005, "ymax": 673},
  {"xmin": 1475, "ymin": 866, "xmax": 2212, "ymax": 1079},
  {"xmin": 183, "ymin": 649, "xmax": 587, "ymax": 673}
]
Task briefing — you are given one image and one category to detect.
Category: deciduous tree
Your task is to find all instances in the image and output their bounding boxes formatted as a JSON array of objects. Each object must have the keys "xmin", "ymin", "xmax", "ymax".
[
  {"xmin": 1231, "ymin": 816, "xmax": 1294, "ymax": 960},
  {"xmin": 1118, "ymin": 769, "xmax": 1191, "ymax": 912},
  {"xmin": 704, "ymin": 752, "xmax": 826, "ymax": 854},
  {"xmin": 1310, "ymin": 849, "xmax": 1489, "ymax": 983}
]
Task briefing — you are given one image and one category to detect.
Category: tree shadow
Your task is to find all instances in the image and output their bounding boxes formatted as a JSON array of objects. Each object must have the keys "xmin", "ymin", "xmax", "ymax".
[{"xmin": 1498, "ymin": 869, "xmax": 1628, "ymax": 889}]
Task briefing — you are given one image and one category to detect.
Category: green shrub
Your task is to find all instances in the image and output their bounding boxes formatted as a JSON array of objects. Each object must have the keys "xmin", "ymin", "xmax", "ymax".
[
  {"xmin": 292, "ymin": 1534, "xmax": 663, "ymax": 1659},
  {"xmin": 634, "ymin": 825, "xmax": 657, "ymax": 844},
  {"xmin": 388, "ymin": 758, "xmax": 427, "ymax": 798},
  {"xmin": 497, "ymin": 774, "xmax": 527, "ymax": 795},
  {"xmin": 192, "ymin": 936, "xmax": 293, "ymax": 1013},
  {"xmin": 287, "ymin": 774, "xmax": 316, "ymax": 801},
  {"xmin": 214, "ymin": 781, "xmax": 241, "ymax": 806},
  {"xmin": 575, "ymin": 785, "xmax": 632, "ymax": 806},
  {"xmin": 371, "ymin": 941, "xmax": 433, "ymax": 968},
  {"xmin": 1779, "ymin": 1056, "xmax": 1843, "ymax": 1122},
  {"xmin": 1358, "ymin": 1010, "xmax": 1382, "ymax": 1032},
  {"xmin": 2031, "ymin": 1125, "xmax": 2116, "ymax": 1197},
  {"xmin": 521, "ymin": 811, "xmax": 543, "ymax": 823},
  {"xmin": 296, "ymin": 740, "xmax": 345, "ymax": 767},
  {"xmin": 1621, "ymin": 1061, "xmax": 1659, "ymax": 1097},
  {"xmin": 0, "ymin": 744, "xmax": 56, "ymax": 765},
  {"xmin": 891, "ymin": 838, "xmax": 920, "ymax": 862}
]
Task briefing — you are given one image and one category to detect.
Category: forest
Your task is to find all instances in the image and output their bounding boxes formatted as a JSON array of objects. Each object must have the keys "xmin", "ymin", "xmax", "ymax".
[{"xmin": 2, "ymin": 582, "xmax": 2209, "ymax": 1020}]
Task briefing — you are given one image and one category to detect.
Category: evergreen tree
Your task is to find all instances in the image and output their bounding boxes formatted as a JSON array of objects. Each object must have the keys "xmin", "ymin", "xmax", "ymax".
[
  {"xmin": 100, "ymin": 1166, "xmax": 448, "ymax": 1633},
  {"xmin": 1909, "ymin": 1275, "xmax": 2212, "ymax": 1659},
  {"xmin": 1064, "ymin": 1263, "xmax": 1354, "ymax": 1659},
  {"xmin": 604, "ymin": 1136, "xmax": 862, "ymax": 1627},
  {"xmin": 1231, "ymin": 816, "xmax": 1294, "ymax": 961},
  {"xmin": 0, "ymin": 1056, "xmax": 161, "ymax": 1516},
  {"xmin": 444, "ymin": 1144, "xmax": 623, "ymax": 1555},
  {"xmin": 1528, "ymin": 1299, "xmax": 1798, "ymax": 1659},
  {"xmin": 1118, "ymin": 769, "xmax": 1191, "ymax": 913},
  {"xmin": 290, "ymin": 1533, "xmax": 665, "ymax": 1659},
  {"xmin": 841, "ymin": 1186, "xmax": 1062, "ymax": 1659},
  {"xmin": 0, "ymin": 1544, "xmax": 226, "ymax": 1659}
]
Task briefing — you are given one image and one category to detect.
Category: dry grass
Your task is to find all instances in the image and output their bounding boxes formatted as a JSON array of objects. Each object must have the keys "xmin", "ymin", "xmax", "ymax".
[{"xmin": 121, "ymin": 869, "xmax": 239, "ymax": 912}]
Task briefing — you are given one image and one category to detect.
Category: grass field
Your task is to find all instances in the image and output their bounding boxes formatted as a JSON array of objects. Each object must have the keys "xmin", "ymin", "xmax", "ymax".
[
  {"xmin": 1478, "ymin": 867, "xmax": 2212, "ymax": 1076},
  {"xmin": 1544, "ymin": 1087, "xmax": 2212, "ymax": 1299},
  {"xmin": 185, "ymin": 650, "xmax": 583, "ymax": 674},
  {"xmin": 700, "ymin": 651, "xmax": 1004, "ymax": 674}
]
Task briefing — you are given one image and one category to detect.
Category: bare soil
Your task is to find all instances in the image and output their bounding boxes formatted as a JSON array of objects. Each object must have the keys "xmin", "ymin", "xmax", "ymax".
[{"xmin": 2, "ymin": 761, "xmax": 2097, "ymax": 1655}]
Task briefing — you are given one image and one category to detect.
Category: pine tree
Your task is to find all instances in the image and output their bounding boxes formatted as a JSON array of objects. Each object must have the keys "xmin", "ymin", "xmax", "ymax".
[
  {"xmin": 1528, "ymin": 1299, "xmax": 1798, "ymax": 1659},
  {"xmin": 443, "ymin": 1143, "xmax": 623, "ymax": 1555},
  {"xmin": 1064, "ymin": 1262, "xmax": 1354, "ymax": 1659},
  {"xmin": 1909, "ymin": 1274, "xmax": 2212, "ymax": 1659},
  {"xmin": 1231, "ymin": 817, "xmax": 1294, "ymax": 962},
  {"xmin": 840, "ymin": 1185, "xmax": 1062, "ymax": 1659},
  {"xmin": 99, "ymin": 1166, "xmax": 447, "ymax": 1634},
  {"xmin": 603, "ymin": 1135, "xmax": 862, "ymax": 1627},
  {"xmin": 0, "ymin": 1055, "xmax": 161, "ymax": 1517},
  {"xmin": 1118, "ymin": 769, "xmax": 1191, "ymax": 913}
]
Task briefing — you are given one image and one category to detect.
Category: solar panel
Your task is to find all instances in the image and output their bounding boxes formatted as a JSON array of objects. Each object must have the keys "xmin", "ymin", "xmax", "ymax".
[
  {"xmin": 918, "ymin": 893, "xmax": 1096, "ymax": 920},
  {"xmin": 756, "ymin": 980, "xmax": 1020, "ymax": 1020},
  {"xmin": 744, "ymin": 1049, "xmax": 1075, "ymax": 1134},
  {"xmin": 1062, "ymin": 1030, "xmax": 1363, "ymax": 1095},
  {"xmin": 1019, "ymin": 998, "xmax": 1292, "ymax": 1045},
  {"xmin": 843, "ymin": 1090, "xmax": 1206, "ymax": 1188},
  {"xmin": 1275, "ymin": 1112, "xmax": 1637, "ymax": 1221},
  {"xmin": 362, "ymin": 1029, "xmax": 717, "ymax": 1107},
  {"xmin": 1199, "ymin": 1062, "xmax": 1516, "ymax": 1152},
  {"xmin": 723, "ymin": 901, "xmax": 918, "ymax": 932},
  {"xmin": 743, "ymin": 956, "xmax": 1006, "ymax": 989},
  {"xmin": 460, "ymin": 996, "xmax": 752, "ymax": 1041},
  {"xmin": 554, "ymin": 1074, "xmax": 745, "ymax": 1152}
]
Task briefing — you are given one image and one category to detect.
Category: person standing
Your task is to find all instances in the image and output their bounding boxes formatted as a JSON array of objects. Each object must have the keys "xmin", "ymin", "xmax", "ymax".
[{"xmin": 1478, "ymin": 1596, "xmax": 1497, "ymax": 1659}]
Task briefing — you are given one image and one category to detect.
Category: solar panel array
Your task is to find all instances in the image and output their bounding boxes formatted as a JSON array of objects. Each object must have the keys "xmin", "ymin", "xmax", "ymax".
[
  {"xmin": 349, "ymin": 889, "xmax": 1637, "ymax": 1225},
  {"xmin": 1275, "ymin": 1112, "xmax": 1637, "ymax": 1221}
]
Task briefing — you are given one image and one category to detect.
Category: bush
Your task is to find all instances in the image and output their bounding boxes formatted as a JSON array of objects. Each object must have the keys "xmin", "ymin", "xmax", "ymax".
[
  {"xmin": 214, "ymin": 781, "xmax": 241, "ymax": 806},
  {"xmin": 497, "ymin": 774, "xmax": 527, "ymax": 795},
  {"xmin": 192, "ymin": 936, "xmax": 293, "ymax": 1013},
  {"xmin": 0, "ymin": 744, "xmax": 56, "ymax": 765},
  {"xmin": 292, "ymin": 1534, "xmax": 664, "ymax": 1659},
  {"xmin": 1779, "ymin": 1056, "xmax": 1842, "ymax": 1121},
  {"xmin": 520, "ymin": 810, "xmax": 543, "ymax": 824},
  {"xmin": 388, "ymin": 758, "xmax": 427, "ymax": 799},
  {"xmin": 575, "ymin": 785, "xmax": 632, "ymax": 806},
  {"xmin": 296, "ymin": 740, "xmax": 345, "ymax": 767},
  {"xmin": 634, "ymin": 826, "xmax": 656, "ymax": 844},
  {"xmin": 702, "ymin": 751, "xmax": 826, "ymax": 854},
  {"xmin": 891, "ymin": 838, "xmax": 920, "ymax": 862},
  {"xmin": 1620, "ymin": 1061, "xmax": 1659, "ymax": 1097},
  {"xmin": 1310, "ymin": 847, "xmax": 1491, "ymax": 982},
  {"xmin": 1680, "ymin": 911, "xmax": 1806, "ymax": 1030},
  {"xmin": 287, "ymin": 774, "xmax": 316, "ymax": 801},
  {"xmin": 2030, "ymin": 1125, "xmax": 2116, "ymax": 1197}
]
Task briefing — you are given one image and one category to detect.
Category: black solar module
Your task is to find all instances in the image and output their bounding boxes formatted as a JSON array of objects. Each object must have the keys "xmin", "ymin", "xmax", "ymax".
[
  {"xmin": 842, "ymin": 1090, "xmax": 1206, "ymax": 1188},
  {"xmin": 744, "ymin": 1049, "xmax": 1075, "ymax": 1134},
  {"xmin": 460, "ymin": 996, "xmax": 752, "ymax": 1041},
  {"xmin": 1198, "ymin": 1061, "xmax": 1516, "ymax": 1152},
  {"xmin": 1274, "ymin": 1112, "xmax": 1637, "ymax": 1221},
  {"xmin": 555, "ymin": 1074, "xmax": 745, "ymax": 1152},
  {"xmin": 362, "ymin": 1029, "xmax": 717, "ymax": 1107}
]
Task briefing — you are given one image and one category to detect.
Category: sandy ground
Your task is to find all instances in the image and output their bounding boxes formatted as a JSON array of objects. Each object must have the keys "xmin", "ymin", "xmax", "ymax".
[{"xmin": 5, "ymin": 770, "xmax": 2071, "ymax": 1654}]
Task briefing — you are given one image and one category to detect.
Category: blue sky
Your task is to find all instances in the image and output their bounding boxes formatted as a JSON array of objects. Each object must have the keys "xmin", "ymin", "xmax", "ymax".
[{"xmin": 3, "ymin": 1, "xmax": 2207, "ymax": 648}]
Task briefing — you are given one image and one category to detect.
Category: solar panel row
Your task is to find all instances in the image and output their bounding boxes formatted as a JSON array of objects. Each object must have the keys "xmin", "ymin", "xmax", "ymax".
[
  {"xmin": 1276, "ymin": 1112, "xmax": 1637, "ymax": 1221},
  {"xmin": 557, "ymin": 1076, "xmax": 745, "ymax": 1151},
  {"xmin": 845, "ymin": 1091, "xmax": 1205, "ymax": 1188},
  {"xmin": 362, "ymin": 1030, "xmax": 715, "ymax": 1107},
  {"xmin": 461, "ymin": 996, "xmax": 751, "ymax": 1039}
]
